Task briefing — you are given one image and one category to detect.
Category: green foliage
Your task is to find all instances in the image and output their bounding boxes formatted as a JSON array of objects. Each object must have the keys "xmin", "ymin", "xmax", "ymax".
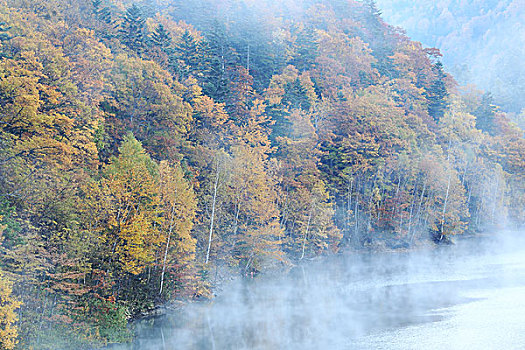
[
  {"xmin": 88, "ymin": 299, "xmax": 130, "ymax": 343},
  {"xmin": 0, "ymin": 201, "xmax": 22, "ymax": 249},
  {"xmin": 172, "ymin": 30, "xmax": 208, "ymax": 80},
  {"xmin": 118, "ymin": 4, "xmax": 146, "ymax": 53},
  {"xmin": 0, "ymin": 21, "xmax": 11, "ymax": 59},
  {"xmin": 200, "ymin": 22, "xmax": 234, "ymax": 102},
  {"xmin": 474, "ymin": 92, "xmax": 498, "ymax": 134},
  {"xmin": 289, "ymin": 24, "xmax": 318, "ymax": 72},
  {"xmin": 150, "ymin": 23, "xmax": 171, "ymax": 50},
  {"xmin": 425, "ymin": 61, "xmax": 449, "ymax": 122},
  {"xmin": 92, "ymin": 0, "xmax": 112, "ymax": 25}
]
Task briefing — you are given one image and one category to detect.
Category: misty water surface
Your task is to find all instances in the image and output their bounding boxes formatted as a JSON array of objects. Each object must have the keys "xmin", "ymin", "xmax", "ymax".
[{"xmin": 116, "ymin": 232, "xmax": 525, "ymax": 349}]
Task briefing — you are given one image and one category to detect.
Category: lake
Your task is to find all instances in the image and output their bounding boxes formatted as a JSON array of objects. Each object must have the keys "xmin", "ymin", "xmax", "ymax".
[{"xmin": 116, "ymin": 231, "xmax": 525, "ymax": 349}]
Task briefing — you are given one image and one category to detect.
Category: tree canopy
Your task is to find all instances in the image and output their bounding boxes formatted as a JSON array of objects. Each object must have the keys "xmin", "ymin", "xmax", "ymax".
[{"xmin": 0, "ymin": 0, "xmax": 523, "ymax": 347}]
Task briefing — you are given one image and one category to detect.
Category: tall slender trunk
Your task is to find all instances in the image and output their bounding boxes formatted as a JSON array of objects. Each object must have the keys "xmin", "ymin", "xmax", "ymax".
[
  {"xmin": 407, "ymin": 182, "xmax": 418, "ymax": 239},
  {"xmin": 461, "ymin": 161, "xmax": 468, "ymax": 187},
  {"xmin": 367, "ymin": 172, "xmax": 379, "ymax": 235},
  {"xmin": 466, "ymin": 182, "xmax": 472, "ymax": 209},
  {"xmin": 392, "ymin": 175, "xmax": 402, "ymax": 219},
  {"xmin": 477, "ymin": 185, "xmax": 486, "ymax": 227},
  {"xmin": 233, "ymin": 200, "xmax": 241, "ymax": 236},
  {"xmin": 280, "ymin": 187, "xmax": 290, "ymax": 237},
  {"xmin": 440, "ymin": 170, "xmax": 452, "ymax": 240},
  {"xmin": 300, "ymin": 204, "xmax": 314, "ymax": 260},
  {"xmin": 160, "ymin": 202, "xmax": 176, "ymax": 295},
  {"xmin": 205, "ymin": 163, "xmax": 220, "ymax": 265},
  {"xmin": 411, "ymin": 180, "xmax": 426, "ymax": 243},
  {"xmin": 378, "ymin": 186, "xmax": 386, "ymax": 222},
  {"xmin": 346, "ymin": 178, "xmax": 353, "ymax": 239}
]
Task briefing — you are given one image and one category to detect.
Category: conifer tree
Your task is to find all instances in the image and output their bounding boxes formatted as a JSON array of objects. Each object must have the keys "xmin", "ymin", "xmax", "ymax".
[
  {"xmin": 200, "ymin": 21, "xmax": 234, "ymax": 102},
  {"xmin": 151, "ymin": 23, "xmax": 172, "ymax": 52},
  {"xmin": 119, "ymin": 4, "xmax": 146, "ymax": 54},
  {"xmin": 290, "ymin": 24, "xmax": 318, "ymax": 72},
  {"xmin": 92, "ymin": 0, "xmax": 112, "ymax": 25},
  {"xmin": 425, "ymin": 61, "xmax": 449, "ymax": 123},
  {"xmin": 0, "ymin": 22, "xmax": 11, "ymax": 59},
  {"xmin": 172, "ymin": 30, "xmax": 203, "ymax": 79},
  {"xmin": 474, "ymin": 93, "xmax": 498, "ymax": 135}
]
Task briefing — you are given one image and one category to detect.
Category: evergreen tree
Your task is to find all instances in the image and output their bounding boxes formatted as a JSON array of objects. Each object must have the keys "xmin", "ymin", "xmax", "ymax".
[
  {"xmin": 290, "ymin": 24, "xmax": 318, "ymax": 72},
  {"xmin": 425, "ymin": 61, "xmax": 449, "ymax": 123},
  {"xmin": 200, "ymin": 21, "xmax": 235, "ymax": 102},
  {"xmin": 171, "ymin": 30, "xmax": 199, "ymax": 79},
  {"xmin": 474, "ymin": 92, "xmax": 498, "ymax": 135},
  {"xmin": 150, "ymin": 23, "xmax": 172, "ymax": 52},
  {"xmin": 0, "ymin": 22, "xmax": 11, "ymax": 59},
  {"xmin": 92, "ymin": 0, "xmax": 112, "ymax": 24},
  {"xmin": 0, "ymin": 22, "xmax": 10, "ymax": 41},
  {"xmin": 118, "ymin": 4, "xmax": 146, "ymax": 54},
  {"xmin": 363, "ymin": 0, "xmax": 382, "ymax": 19}
]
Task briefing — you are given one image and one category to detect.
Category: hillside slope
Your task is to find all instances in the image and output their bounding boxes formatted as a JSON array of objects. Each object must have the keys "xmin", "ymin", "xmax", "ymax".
[{"xmin": 0, "ymin": 0, "xmax": 523, "ymax": 348}]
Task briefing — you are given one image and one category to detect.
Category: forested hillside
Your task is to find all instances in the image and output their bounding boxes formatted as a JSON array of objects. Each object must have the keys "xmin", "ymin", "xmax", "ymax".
[
  {"xmin": 0, "ymin": 0, "xmax": 523, "ymax": 348},
  {"xmin": 375, "ymin": 0, "xmax": 525, "ymax": 117}
]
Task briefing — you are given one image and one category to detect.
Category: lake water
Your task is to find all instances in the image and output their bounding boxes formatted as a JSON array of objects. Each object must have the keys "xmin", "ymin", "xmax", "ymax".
[{"xmin": 119, "ymin": 231, "xmax": 525, "ymax": 349}]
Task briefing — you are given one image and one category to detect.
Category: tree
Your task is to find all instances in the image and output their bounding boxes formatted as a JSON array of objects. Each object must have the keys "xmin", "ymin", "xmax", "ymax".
[
  {"xmin": 118, "ymin": 5, "xmax": 146, "ymax": 54},
  {"xmin": 200, "ymin": 21, "xmax": 234, "ymax": 102},
  {"xmin": 0, "ymin": 35, "xmax": 98, "ymax": 231},
  {"xmin": 102, "ymin": 54, "xmax": 192, "ymax": 159},
  {"xmin": 158, "ymin": 160, "xmax": 197, "ymax": 297},
  {"xmin": 474, "ymin": 92, "xmax": 498, "ymax": 135},
  {"xmin": 172, "ymin": 29, "xmax": 207, "ymax": 80},
  {"xmin": 289, "ymin": 24, "xmax": 318, "ymax": 72},
  {"xmin": 0, "ymin": 217, "xmax": 21, "ymax": 350},
  {"xmin": 425, "ymin": 61, "xmax": 449, "ymax": 123},
  {"xmin": 96, "ymin": 133, "xmax": 162, "ymax": 275},
  {"xmin": 62, "ymin": 27, "xmax": 114, "ymax": 105},
  {"xmin": 0, "ymin": 270, "xmax": 21, "ymax": 350},
  {"xmin": 92, "ymin": 0, "xmax": 112, "ymax": 25},
  {"xmin": 150, "ymin": 23, "xmax": 172, "ymax": 51},
  {"xmin": 229, "ymin": 144, "xmax": 283, "ymax": 273},
  {"xmin": 0, "ymin": 21, "xmax": 11, "ymax": 59}
]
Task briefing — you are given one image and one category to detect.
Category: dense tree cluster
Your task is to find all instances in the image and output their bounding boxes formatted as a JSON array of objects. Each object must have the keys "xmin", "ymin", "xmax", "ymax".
[{"xmin": 0, "ymin": 0, "xmax": 523, "ymax": 347}]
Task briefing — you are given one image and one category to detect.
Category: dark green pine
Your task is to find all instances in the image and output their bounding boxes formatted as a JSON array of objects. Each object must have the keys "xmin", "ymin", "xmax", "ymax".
[{"xmin": 118, "ymin": 4, "xmax": 146, "ymax": 54}]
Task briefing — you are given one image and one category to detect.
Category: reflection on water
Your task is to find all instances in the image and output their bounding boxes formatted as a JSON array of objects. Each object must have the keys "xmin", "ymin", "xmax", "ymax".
[{"xmin": 115, "ymin": 232, "xmax": 525, "ymax": 349}]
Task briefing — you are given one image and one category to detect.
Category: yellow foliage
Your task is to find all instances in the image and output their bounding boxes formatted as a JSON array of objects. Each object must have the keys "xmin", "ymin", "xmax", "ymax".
[
  {"xmin": 158, "ymin": 160, "xmax": 197, "ymax": 265},
  {"xmin": 0, "ymin": 271, "xmax": 21, "ymax": 350}
]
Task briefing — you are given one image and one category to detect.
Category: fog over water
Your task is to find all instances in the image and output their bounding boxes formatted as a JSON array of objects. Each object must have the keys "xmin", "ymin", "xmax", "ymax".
[{"xmin": 114, "ymin": 231, "xmax": 525, "ymax": 349}]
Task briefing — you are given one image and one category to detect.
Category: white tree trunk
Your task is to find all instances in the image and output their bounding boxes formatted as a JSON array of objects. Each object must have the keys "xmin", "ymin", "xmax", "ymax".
[
  {"xmin": 300, "ymin": 204, "xmax": 314, "ymax": 260},
  {"xmin": 440, "ymin": 171, "xmax": 452, "ymax": 240},
  {"xmin": 160, "ymin": 202, "xmax": 176, "ymax": 295},
  {"xmin": 205, "ymin": 163, "xmax": 220, "ymax": 265}
]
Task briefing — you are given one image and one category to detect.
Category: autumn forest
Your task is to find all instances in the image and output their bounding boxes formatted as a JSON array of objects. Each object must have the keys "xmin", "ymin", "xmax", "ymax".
[{"xmin": 0, "ymin": 0, "xmax": 523, "ymax": 348}]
